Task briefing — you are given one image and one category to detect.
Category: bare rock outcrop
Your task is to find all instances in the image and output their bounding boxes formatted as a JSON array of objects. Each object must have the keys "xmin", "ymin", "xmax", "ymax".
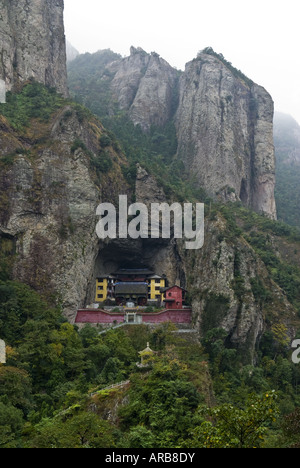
[
  {"xmin": 99, "ymin": 47, "xmax": 277, "ymax": 218},
  {"xmin": 0, "ymin": 0, "xmax": 68, "ymax": 96},
  {"xmin": 175, "ymin": 51, "xmax": 277, "ymax": 219},
  {"xmin": 110, "ymin": 47, "xmax": 178, "ymax": 132}
]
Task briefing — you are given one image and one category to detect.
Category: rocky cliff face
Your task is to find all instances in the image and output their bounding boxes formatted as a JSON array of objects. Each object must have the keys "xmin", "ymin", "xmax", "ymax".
[
  {"xmin": 0, "ymin": 0, "xmax": 68, "ymax": 96},
  {"xmin": 109, "ymin": 47, "xmax": 179, "ymax": 132},
  {"xmin": 182, "ymin": 217, "xmax": 296, "ymax": 363},
  {"xmin": 175, "ymin": 51, "xmax": 276, "ymax": 219},
  {"xmin": 0, "ymin": 100, "xmax": 188, "ymax": 321},
  {"xmin": 0, "ymin": 99, "xmax": 130, "ymax": 319},
  {"xmin": 69, "ymin": 46, "xmax": 277, "ymax": 219}
]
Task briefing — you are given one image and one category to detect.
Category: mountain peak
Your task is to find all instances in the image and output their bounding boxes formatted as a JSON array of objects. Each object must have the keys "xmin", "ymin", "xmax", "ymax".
[{"xmin": 130, "ymin": 46, "xmax": 148, "ymax": 56}]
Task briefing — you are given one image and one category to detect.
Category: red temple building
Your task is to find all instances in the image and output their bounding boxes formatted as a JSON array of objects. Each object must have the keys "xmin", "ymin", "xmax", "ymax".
[{"xmin": 162, "ymin": 286, "xmax": 186, "ymax": 310}]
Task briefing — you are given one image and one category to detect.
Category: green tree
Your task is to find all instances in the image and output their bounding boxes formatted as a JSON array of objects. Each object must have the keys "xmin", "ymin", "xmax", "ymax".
[
  {"xmin": 0, "ymin": 366, "xmax": 32, "ymax": 414},
  {"xmin": 119, "ymin": 354, "xmax": 200, "ymax": 447},
  {"xmin": 189, "ymin": 391, "xmax": 279, "ymax": 448},
  {"xmin": 122, "ymin": 425, "xmax": 156, "ymax": 448},
  {"xmin": 0, "ymin": 401, "xmax": 24, "ymax": 448},
  {"xmin": 26, "ymin": 412, "xmax": 115, "ymax": 448}
]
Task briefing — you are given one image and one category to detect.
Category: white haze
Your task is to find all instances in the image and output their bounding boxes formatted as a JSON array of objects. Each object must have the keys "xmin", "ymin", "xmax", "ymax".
[{"xmin": 64, "ymin": 0, "xmax": 300, "ymax": 125}]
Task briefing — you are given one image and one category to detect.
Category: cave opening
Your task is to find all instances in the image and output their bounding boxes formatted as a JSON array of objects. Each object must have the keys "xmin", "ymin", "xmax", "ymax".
[{"xmin": 87, "ymin": 239, "xmax": 185, "ymax": 306}]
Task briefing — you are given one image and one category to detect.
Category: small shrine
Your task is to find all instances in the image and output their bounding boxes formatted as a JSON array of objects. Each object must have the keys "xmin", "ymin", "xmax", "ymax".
[
  {"xmin": 137, "ymin": 342, "xmax": 156, "ymax": 368},
  {"xmin": 0, "ymin": 339, "xmax": 6, "ymax": 364}
]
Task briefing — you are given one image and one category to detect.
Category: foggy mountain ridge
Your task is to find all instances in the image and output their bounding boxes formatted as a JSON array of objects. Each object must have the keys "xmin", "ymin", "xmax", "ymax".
[
  {"xmin": 274, "ymin": 112, "xmax": 300, "ymax": 165},
  {"xmin": 66, "ymin": 41, "xmax": 80, "ymax": 63},
  {"xmin": 274, "ymin": 111, "xmax": 300, "ymax": 227}
]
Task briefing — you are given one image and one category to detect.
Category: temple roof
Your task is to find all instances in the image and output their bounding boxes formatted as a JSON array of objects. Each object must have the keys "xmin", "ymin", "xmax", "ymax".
[
  {"xmin": 113, "ymin": 268, "xmax": 154, "ymax": 276},
  {"xmin": 139, "ymin": 342, "xmax": 154, "ymax": 355},
  {"xmin": 160, "ymin": 285, "xmax": 187, "ymax": 292},
  {"xmin": 115, "ymin": 282, "xmax": 148, "ymax": 295}
]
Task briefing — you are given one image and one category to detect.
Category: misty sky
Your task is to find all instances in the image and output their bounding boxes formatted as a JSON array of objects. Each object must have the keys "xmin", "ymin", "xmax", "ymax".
[{"xmin": 64, "ymin": 0, "xmax": 300, "ymax": 125}]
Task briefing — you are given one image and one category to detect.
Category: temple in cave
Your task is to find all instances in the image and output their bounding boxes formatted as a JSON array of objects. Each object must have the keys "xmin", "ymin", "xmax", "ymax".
[
  {"xmin": 75, "ymin": 266, "xmax": 191, "ymax": 326},
  {"xmin": 95, "ymin": 268, "xmax": 166, "ymax": 306}
]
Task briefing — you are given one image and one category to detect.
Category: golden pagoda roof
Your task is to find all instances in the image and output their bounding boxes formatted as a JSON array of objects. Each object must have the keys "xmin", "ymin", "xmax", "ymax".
[{"xmin": 139, "ymin": 342, "xmax": 154, "ymax": 355}]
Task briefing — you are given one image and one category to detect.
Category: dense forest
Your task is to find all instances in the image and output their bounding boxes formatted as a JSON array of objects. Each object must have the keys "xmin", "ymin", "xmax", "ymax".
[
  {"xmin": 1, "ymin": 272, "xmax": 300, "ymax": 448},
  {"xmin": 1, "ymin": 271, "xmax": 300, "ymax": 448},
  {"xmin": 1, "ymin": 82, "xmax": 300, "ymax": 448}
]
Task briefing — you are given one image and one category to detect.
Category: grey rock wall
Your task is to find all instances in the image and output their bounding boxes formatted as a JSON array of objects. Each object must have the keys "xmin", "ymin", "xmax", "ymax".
[
  {"xmin": 110, "ymin": 47, "xmax": 178, "ymax": 132},
  {"xmin": 104, "ymin": 48, "xmax": 277, "ymax": 219},
  {"xmin": 176, "ymin": 53, "xmax": 277, "ymax": 219},
  {"xmin": 0, "ymin": 0, "xmax": 68, "ymax": 96}
]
